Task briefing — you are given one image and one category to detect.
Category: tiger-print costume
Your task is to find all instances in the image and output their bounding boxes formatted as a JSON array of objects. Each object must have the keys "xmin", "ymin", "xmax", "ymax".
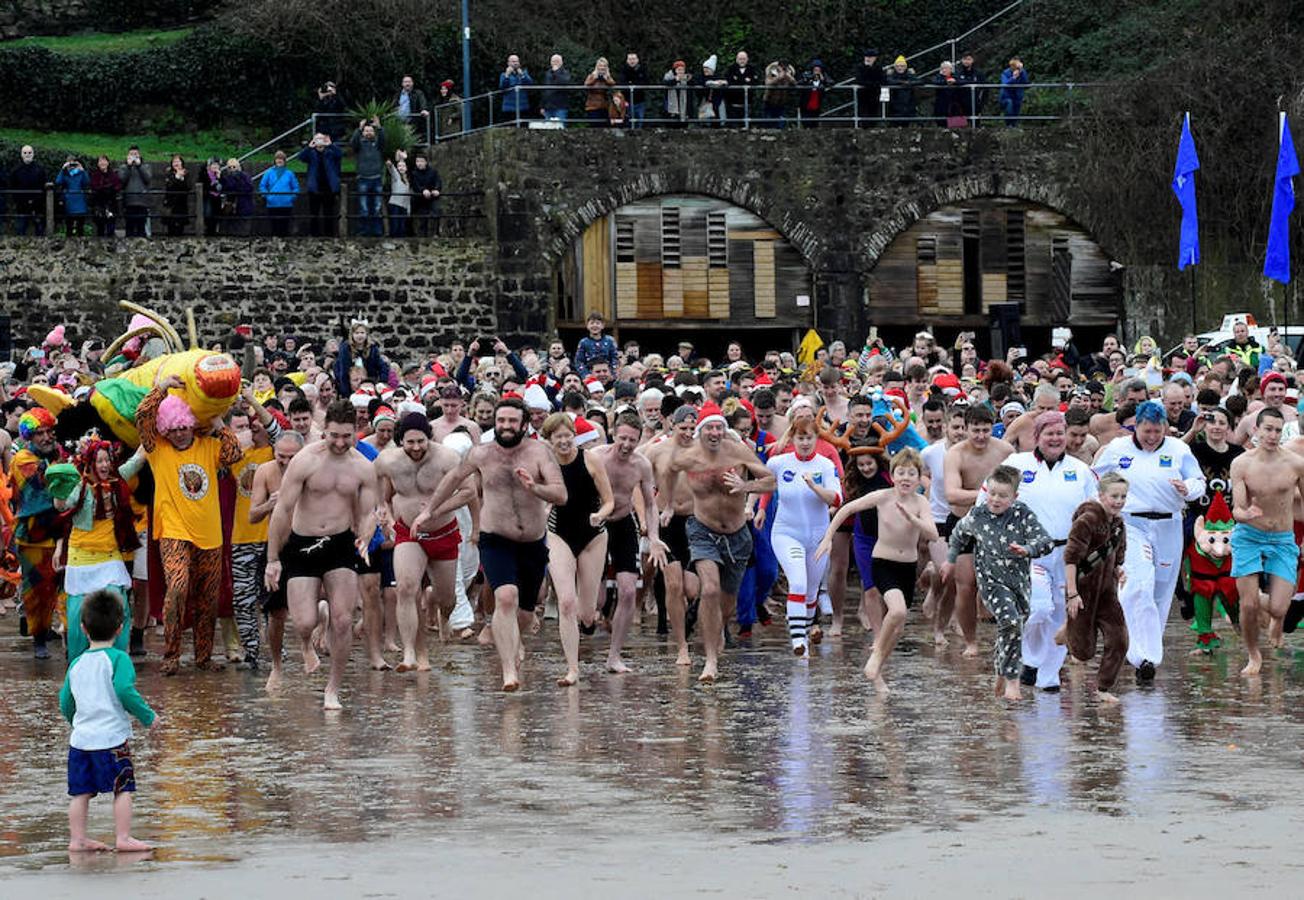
[{"xmin": 158, "ymin": 538, "xmax": 222, "ymax": 672}]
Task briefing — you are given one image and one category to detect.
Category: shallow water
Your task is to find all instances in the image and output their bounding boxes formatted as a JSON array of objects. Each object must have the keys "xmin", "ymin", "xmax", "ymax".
[{"xmin": 2, "ymin": 610, "xmax": 1303, "ymax": 895}]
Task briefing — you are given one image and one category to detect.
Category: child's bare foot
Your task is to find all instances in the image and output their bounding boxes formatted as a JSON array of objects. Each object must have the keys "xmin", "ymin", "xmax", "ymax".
[
  {"xmin": 606, "ymin": 657, "xmax": 631, "ymax": 674},
  {"xmin": 1002, "ymin": 680, "xmax": 1022, "ymax": 702},
  {"xmin": 557, "ymin": 670, "xmax": 578, "ymax": 687},
  {"xmin": 675, "ymin": 647, "xmax": 692, "ymax": 666},
  {"xmin": 502, "ymin": 677, "xmax": 520, "ymax": 692},
  {"xmin": 416, "ymin": 658, "xmax": 432, "ymax": 672},
  {"xmin": 369, "ymin": 658, "xmax": 391, "ymax": 671},
  {"xmin": 455, "ymin": 627, "xmax": 475, "ymax": 641},
  {"xmin": 1095, "ymin": 690, "xmax": 1120, "ymax": 704},
  {"xmin": 115, "ymin": 836, "xmax": 154, "ymax": 852},
  {"xmin": 871, "ymin": 674, "xmax": 890, "ymax": 696},
  {"xmin": 68, "ymin": 838, "xmax": 110, "ymax": 852},
  {"xmin": 1053, "ymin": 624, "xmax": 1068, "ymax": 646},
  {"xmin": 863, "ymin": 649, "xmax": 884, "ymax": 683},
  {"xmin": 933, "ymin": 630, "xmax": 949, "ymax": 648},
  {"xmin": 302, "ymin": 647, "xmax": 321, "ymax": 675},
  {"xmin": 962, "ymin": 642, "xmax": 980, "ymax": 658},
  {"xmin": 477, "ymin": 627, "xmax": 495, "ymax": 647},
  {"xmin": 385, "ymin": 641, "xmax": 402, "ymax": 653},
  {"xmin": 322, "ymin": 691, "xmax": 343, "ymax": 711}
]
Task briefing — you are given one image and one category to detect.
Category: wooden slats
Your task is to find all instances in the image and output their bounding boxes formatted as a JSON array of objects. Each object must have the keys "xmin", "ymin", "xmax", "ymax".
[
  {"xmin": 936, "ymin": 258, "xmax": 964, "ymax": 314},
  {"xmin": 636, "ymin": 262, "xmax": 663, "ymax": 318},
  {"xmin": 581, "ymin": 214, "xmax": 612, "ymax": 322},
  {"xmin": 683, "ymin": 256, "xmax": 709, "ymax": 317},
  {"xmin": 753, "ymin": 241, "xmax": 776, "ymax": 318}
]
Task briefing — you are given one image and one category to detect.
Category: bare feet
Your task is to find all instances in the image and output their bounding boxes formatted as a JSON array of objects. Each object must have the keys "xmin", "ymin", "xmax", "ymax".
[
  {"xmin": 1241, "ymin": 652, "xmax": 1263, "ymax": 677},
  {"xmin": 416, "ymin": 659, "xmax": 432, "ymax": 672},
  {"xmin": 698, "ymin": 662, "xmax": 718, "ymax": 684},
  {"xmin": 68, "ymin": 838, "xmax": 110, "ymax": 852},
  {"xmin": 962, "ymin": 643, "xmax": 980, "ymax": 659},
  {"xmin": 265, "ymin": 668, "xmax": 283, "ymax": 691},
  {"xmin": 828, "ymin": 621, "xmax": 843, "ymax": 638},
  {"xmin": 115, "ymin": 836, "xmax": 154, "ymax": 852},
  {"xmin": 477, "ymin": 627, "xmax": 495, "ymax": 647},
  {"xmin": 302, "ymin": 647, "xmax": 321, "ymax": 675},
  {"xmin": 994, "ymin": 676, "xmax": 1005, "ymax": 698},
  {"xmin": 322, "ymin": 691, "xmax": 342, "ymax": 711},
  {"xmin": 863, "ymin": 649, "xmax": 884, "ymax": 683},
  {"xmin": 396, "ymin": 662, "xmax": 415, "ymax": 673},
  {"xmin": 1095, "ymin": 690, "xmax": 1120, "ymax": 704},
  {"xmin": 369, "ymin": 659, "xmax": 392, "ymax": 671},
  {"xmin": 871, "ymin": 674, "xmax": 890, "ymax": 696},
  {"xmin": 384, "ymin": 641, "xmax": 402, "ymax": 653},
  {"xmin": 793, "ymin": 642, "xmax": 806, "ymax": 657},
  {"xmin": 455, "ymin": 627, "xmax": 475, "ymax": 641},
  {"xmin": 502, "ymin": 678, "xmax": 520, "ymax": 692},
  {"xmin": 1053, "ymin": 624, "xmax": 1067, "ymax": 646},
  {"xmin": 933, "ymin": 630, "xmax": 949, "ymax": 648},
  {"xmin": 606, "ymin": 658, "xmax": 632, "ymax": 674},
  {"xmin": 557, "ymin": 670, "xmax": 578, "ymax": 687},
  {"xmin": 675, "ymin": 648, "xmax": 692, "ymax": 666},
  {"xmin": 999, "ymin": 678, "xmax": 1022, "ymax": 702}
]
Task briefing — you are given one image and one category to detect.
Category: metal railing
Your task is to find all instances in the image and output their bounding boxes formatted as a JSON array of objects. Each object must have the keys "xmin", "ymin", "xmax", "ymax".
[
  {"xmin": 366, "ymin": 81, "xmax": 1106, "ymax": 139},
  {"xmin": 0, "ymin": 183, "xmax": 482, "ymax": 239}
]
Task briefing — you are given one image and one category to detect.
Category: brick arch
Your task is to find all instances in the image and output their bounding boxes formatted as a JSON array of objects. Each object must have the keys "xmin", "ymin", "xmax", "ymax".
[
  {"xmin": 537, "ymin": 174, "xmax": 827, "ymax": 268},
  {"xmin": 859, "ymin": 171, "xmax": 1118, "ymax": 271}
]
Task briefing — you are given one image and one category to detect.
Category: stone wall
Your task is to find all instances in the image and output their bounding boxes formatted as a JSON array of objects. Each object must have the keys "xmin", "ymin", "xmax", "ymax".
[
  {"xmin": 1, "ymin": 236, "xmax": 500, "ymax": 356},
  {"xmin": 0, "ymin": 1, "xmax": 210, "ymax": 40}
]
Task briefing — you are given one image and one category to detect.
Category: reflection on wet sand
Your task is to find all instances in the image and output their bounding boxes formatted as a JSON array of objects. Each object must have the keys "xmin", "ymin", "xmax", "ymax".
[{"xmin": 2, "ymin": 613, "xmax": 1303, "ymax": 878}]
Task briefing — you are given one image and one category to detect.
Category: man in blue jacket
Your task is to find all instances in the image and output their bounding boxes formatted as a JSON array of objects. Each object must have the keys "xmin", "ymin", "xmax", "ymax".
[
  {"xmin": 296, "ymin": 132, "xmax": 342, "ymax": 237},
  {"xmin": 499, "ymin": 54, "xmax": 534, "ymax": 120}
]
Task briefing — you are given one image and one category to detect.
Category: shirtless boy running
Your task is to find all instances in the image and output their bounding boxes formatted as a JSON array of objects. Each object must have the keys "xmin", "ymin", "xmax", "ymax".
[{"xmin": 646, "ymin": 406, "xmax": 703, "ymax": 665}]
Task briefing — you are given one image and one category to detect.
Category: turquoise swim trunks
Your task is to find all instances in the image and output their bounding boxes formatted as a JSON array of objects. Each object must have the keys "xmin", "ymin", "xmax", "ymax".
[{"xmin": 1230, "ymin": 523, "xmax": 1299, "ymax": 585}]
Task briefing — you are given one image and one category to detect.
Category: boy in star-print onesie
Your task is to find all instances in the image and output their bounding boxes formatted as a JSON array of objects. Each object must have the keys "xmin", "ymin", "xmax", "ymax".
[{"xmin": 944, "ymin": 465, "xmax": 1055, "ymax": 701}]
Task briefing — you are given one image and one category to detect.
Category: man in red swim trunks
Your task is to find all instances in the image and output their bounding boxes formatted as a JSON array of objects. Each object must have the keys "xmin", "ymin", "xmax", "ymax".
[{"xmin": 375, "ymin": 413, "xmax": 474, "ymax": 671}]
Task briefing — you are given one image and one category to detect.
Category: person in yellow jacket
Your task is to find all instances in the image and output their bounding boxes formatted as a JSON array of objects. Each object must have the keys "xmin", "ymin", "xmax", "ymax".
[{"xmin": 135, "ymin": 377, "xmax": 241, "ymax": 675}]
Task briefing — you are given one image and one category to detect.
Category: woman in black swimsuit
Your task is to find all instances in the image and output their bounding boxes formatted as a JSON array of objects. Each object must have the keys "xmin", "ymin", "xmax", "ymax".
[{"xmin": 543, "ymin": 413, "xmax": 615, "ymax": 686}]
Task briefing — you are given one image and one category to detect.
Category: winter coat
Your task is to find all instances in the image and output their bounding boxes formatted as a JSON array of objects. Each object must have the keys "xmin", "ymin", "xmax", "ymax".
[
  {"xmin": 724, "ymin": 63, "xmax": 761, "ymax": 111},
  {"xmin": 117, "ymin": 161, "xmax": 150, "ymax": 206},
  {"xmin": 930, "ymin": 72, "xmax": 962, "ymax": 119},
  {"xmin": 9, "ymin": 160, "xmax": 47, "ymax": 213},
  {"xmin": 541, "ymin": 67, "xmax": 572, "ymax": 111},
  {"xmin": 297, "ymin": 143, "xmax": 342, "ymax": 193},
  {"xmin": 349, "ymin": 128, "xmax": 386, "ymax": 180},
  {"xmin": 163, "ymin": 170, "xmax": 189, "ymax": 215},
  {"xmin": 220, "ymin": 170, "xmax": 255, "ymax": 217},
  {"xmin": 315, "ymin": 91, "xmax": 348, "ymax": 139},
  {"xmin": 662, "ymin": 69, "xmax": 693, "ymax": 118},
  {"xmin": 584, "ymin": 72, "xmax": 615, "ymax": 111},
  {"xmin": 855, "ymin": 61, "xmax": 886, "ymax": 116},
  {"xmin": 54, "ymin": 166, "xmax": 92, "ymax": 216},
  {"xmin": 409, "ymin": 165, "xmax": 442, "ymax": 215},
  {"xmin": 954, "ymin": 62, "xmax": 984, "ymax": 115},
  {"xmin": 89, "ymin": 168, "xmax": 121, "ymax": 215},
  {"xmin": 498, "ymin": 68, "xmax": 534, "ymax": 113},
  {"xmin": 394, "ymin": 87, "xmax": 430, "ymax": 120},
  {"xmin": 763, "ymin": 64, "xmax": 797, "ymax": 110},
  {"xmin": 884, "ymin": 69, "xmax": 919, "ymax": 118},
  {"xmin": 258, "ymin": 165, "xmax": 299, "ymax": 208}
]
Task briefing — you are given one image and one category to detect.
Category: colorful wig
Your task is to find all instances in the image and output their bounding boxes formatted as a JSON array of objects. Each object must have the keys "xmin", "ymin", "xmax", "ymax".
[
  {"xmin": 17, "ymin": 407, "xmax": 56, "ymax": 439},
  {"xmin": 157, "ymin": 394, "xmax": 199, "ymax": 432}
]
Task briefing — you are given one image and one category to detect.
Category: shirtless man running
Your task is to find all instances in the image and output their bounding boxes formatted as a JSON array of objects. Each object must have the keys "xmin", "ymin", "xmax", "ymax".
[
  {"xmin": 942, "ymin": 405, "xmax": 1014, "ymax": 656},
  {"xmin": 376, "ymin": 412, "xmax": 473, "ymax": 672},
  {"xmin": 248, "ymin": 430, "xmax": 305, "ymax": 690},
  {"xmin": 646, "ymin": 406, "xmax": 703, "ymax": 665},
  {"xmin": 1230, "ymin": 407, "xmax": 1304, "ymax": 676},
  {"xmin": 432, "ymin": 384, "xmax": 481, "ymax": 444},
  {"xmin": 420, "ymin": 397, "xmax": 566, "ymax": 690},
  {"xmin": 265, "ymin": 399, "xmax": 379, "ymax": 710},
  {"xmin": 1002, "ymin": 384, "xmax": 1062, "ymax": 452},
  {"xmin": 658, "ymin": 401, "xmax": 776, "ymax": 683},
  {"xmin": 591, "ymin": 411, "xmax": 667, "ymax": 672}
]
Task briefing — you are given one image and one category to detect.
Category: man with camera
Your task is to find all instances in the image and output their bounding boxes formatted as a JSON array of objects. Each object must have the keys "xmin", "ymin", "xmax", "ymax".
[
  {"xmin": 297, "ymin": 131, "xmax": 342, "ymax": 237},
  {"xmin": 499, "ymin": 54, "xmax": 534, "ymax": 120},
  {"xmin": 314, "ymin": 81, "xmax": 347, "ymax": 141},
  {"xmin": 116, "ymin": 146, "xmax": 151, "ymax": 237}
]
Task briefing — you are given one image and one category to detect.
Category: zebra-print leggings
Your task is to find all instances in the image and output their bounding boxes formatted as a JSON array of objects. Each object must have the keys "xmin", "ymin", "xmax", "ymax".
[{"xmin": 231, "ymin": 542, "xmax": 265, "ymax": 664}]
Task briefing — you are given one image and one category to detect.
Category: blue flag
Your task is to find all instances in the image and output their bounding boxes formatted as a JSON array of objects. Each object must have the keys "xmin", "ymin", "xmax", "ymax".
[
  {"xmin": 1171, "ymin": 112, "xmax": 1200, "ymax": 270},
  {"xmin": 1265, "ymin": 112, "xmax": 1299, "ymax": 284}
]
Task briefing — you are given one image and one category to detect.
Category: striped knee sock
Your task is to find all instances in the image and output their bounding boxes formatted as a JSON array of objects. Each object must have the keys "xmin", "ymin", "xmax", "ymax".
[{"xmin": 787, "ymin": 593, "xmax": 807, "ymax": 646}]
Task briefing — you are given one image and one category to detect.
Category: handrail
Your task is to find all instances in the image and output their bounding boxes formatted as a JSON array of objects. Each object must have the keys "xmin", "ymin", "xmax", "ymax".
[{"xmin": 237, "ymin": 117, "xmax": 314, "ymax": 167}]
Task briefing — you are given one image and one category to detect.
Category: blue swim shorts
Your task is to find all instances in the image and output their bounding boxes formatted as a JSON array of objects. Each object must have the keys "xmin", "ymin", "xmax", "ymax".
[{"xmin": 1229, "ymin": 523, "xmax": 1299, "ymax": 585}]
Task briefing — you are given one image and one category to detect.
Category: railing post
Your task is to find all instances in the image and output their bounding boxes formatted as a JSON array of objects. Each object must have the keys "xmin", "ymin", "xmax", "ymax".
[
  {"xmin": 949, "ymin": 39, "xmax": 956, "ymax": 65},
  {"xmin": 44, "ymin": 185, "xmax": 54, "ymax": 236},
  {"xmin": 514, "ymin": 88, "xmax": 521, "ymax": 127},
  {"xmin": 338, "ymin": 182, "xmax": 349, "ymax": 237},
  {"xmin": 853, "ymin": 85, "xmax": 860, "ymax": 128},
  {"xmin": 1067, "ymin": 82, "xmax": 1075, "ymax": 120},
  {"xmin": 969, "ymin": 83, "xmax": 977, "ymax": 127},
  {"xmin": 744, "ymin": 86, "xmax": 750, "ymax": 129},
  {"xmin": 194, "ymin": 183, "xmax": 204, "ymax": 235}
]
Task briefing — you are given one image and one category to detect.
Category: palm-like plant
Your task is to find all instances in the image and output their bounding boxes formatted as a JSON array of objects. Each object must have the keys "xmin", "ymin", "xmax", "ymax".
[{"xmin": 350, "ymin": 98, "xmax": 420, "ymax": 158}]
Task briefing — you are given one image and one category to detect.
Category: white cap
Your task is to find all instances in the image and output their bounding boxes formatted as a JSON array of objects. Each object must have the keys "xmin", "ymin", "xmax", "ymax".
[{"xmin": 523, "ymin": 383, "xmax": 551, "ymax": 412}]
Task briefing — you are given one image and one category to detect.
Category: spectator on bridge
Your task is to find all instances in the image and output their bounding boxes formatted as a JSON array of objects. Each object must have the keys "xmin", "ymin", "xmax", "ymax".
[
  {"xmin": 1000, "ymin": 57, "xmax": 1029, "ymax": 126},
  {"xmin": 691, "ymin": 55, "xmax": 727, "ymax": 124},
  {"xmin": 854, "ymin": 48, "xmax": 885, "ymax": 123},
  {"xmin": 10, "ymin": 145, "xmax": 47, "ymax": 236},
  {"xmin": 201, "ymin": 159, "xmax": 224, "ymax": 237},
  {"xmin": 584, "ymin": 58, "xmax": 616, "ymax": 127},
  {"xmin": 930, "ymin": 61, "xmax": 964, "ymax": 126},
  {"xmin": 542, "ymin": 55, "xmax": 573, "ymax": 124},
  {"xmin": 724, "ymin": 51, "xmax": 761, "ymax": 125},
  {"xmin": 763, "ymin": 60, "xmax": 797, "ymax": 127},
  {"xmin": 386, "ymin": 151, "xmax": 411, "ymax": 238},
  {"xmin": 409, "ymin": 152, "xmax": 442, "ymax": 237},
  {"xmin": 259, "ymin": 151, "xmax": 299, "ymax": 237},
  {"xmin": 162, "ymin": 155, "xmax": 190, "ymax": 237},
  {"xmin": 351, "ymin": 118, "xmax": 386, "ymax": 237},
  {"xmin": 436, "ymin": 80, "xmax": 462, "ymax": 138},
  {"xmin": 798, "ymin": 59, "xmax": 832, "ymax": 127},
  {"xmin": 662, "ymin": 60, "xmax": 693, "ymax": 126},
  {"xmin": 618, "ymin": 52, "xmax": 650, "ymax": 127},
  {"xmin": 221, "ymin": 158, "xmax": 255, "ymax": 236},
  {"xmin": 955, "ymin": 51, "xmax": 984, "ymax": 121},
  {"xmin": 89, "ymin": 155, "xmax": 121, "ymax": 238},
  {"xmin": 298, "ymin": 132, "xmax": 341, "ymax": 237},
  {"xmin": 394, "ymin": 75, "xmax": 431, "ymax": 135},
  {"xmin": 118, "ymin": 146, "xmax": 150, "ymax": 238},
  {"xmin": 54, "ymin": 156, "xmax": 91, "ymax": 237},
  {"xmin": 885, "ymin": 56, "xmax": 919, "ymax": 124},
  {"xmin": 499, "ymin": 54, "xmax": 534, "ymax": 121},
  {"xmin": 315, "ymin": 81, "xmax": 348, "ymax": 140}
]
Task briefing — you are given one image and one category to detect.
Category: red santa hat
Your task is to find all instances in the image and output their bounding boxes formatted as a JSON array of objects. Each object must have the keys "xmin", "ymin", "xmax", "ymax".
[
  {"xmin": 754, "ymin": 372, "xmax": 774, "ymax": 387},
  {"xmin": 572, "ymin": 414, "xmax": 599, "ymax": 446},
  {"xmin": 522, "ymin": 383, "xmax": 552, "ymax": 412},
  {"xmin": 584, "ymin": 375, "xmax": 605, "ymax": 394},
  {"xmin": 931, "ymin": 372, "xmax": 964, "ymax": 398},
  {"xmin": 695, "ymin": 400, "xmax": 726, "ymax": 435}
]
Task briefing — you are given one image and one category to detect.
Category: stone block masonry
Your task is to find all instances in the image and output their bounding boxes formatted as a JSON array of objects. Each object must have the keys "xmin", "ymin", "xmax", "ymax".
[{"xmin": 1, "ymin": 237, "xmax": 501, "ymax": 355}]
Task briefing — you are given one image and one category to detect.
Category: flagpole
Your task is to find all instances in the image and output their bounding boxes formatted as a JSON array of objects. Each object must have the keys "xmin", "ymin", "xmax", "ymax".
[{"xmin": 1189, "ymin": 267, "xmax": 1197, "ymax": 334}]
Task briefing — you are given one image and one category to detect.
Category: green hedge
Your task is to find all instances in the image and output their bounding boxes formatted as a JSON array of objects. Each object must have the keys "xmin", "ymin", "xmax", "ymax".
[{"xmin": 0, "ymin": 26, "xmax": 302, "ymax": 132}]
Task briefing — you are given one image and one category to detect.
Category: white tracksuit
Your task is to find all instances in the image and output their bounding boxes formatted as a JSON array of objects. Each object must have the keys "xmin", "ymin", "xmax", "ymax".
[
  {"xmin": 1094, "ymin": 436, "xmax": 1205, "ymax": 668},
  {"xmin": 1004, "ymin": 451, "xmax": 1097, "ymax": 688}
]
